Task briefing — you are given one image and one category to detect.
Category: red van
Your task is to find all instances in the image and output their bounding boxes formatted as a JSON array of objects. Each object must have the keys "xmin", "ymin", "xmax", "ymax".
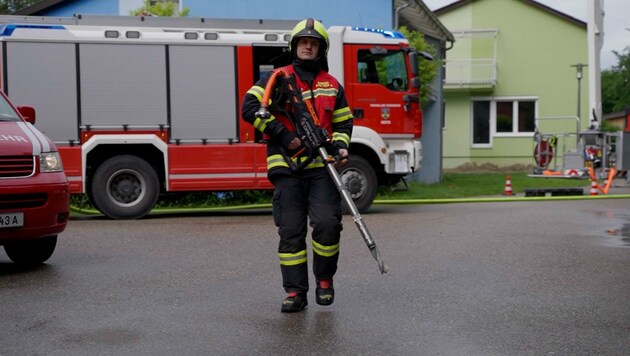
[{"xmin": 0, "ymin": 91, "xmax": 69, "ymax": 265}]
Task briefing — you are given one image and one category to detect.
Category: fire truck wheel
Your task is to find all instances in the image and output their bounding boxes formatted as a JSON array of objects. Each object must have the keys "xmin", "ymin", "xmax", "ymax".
[
  {"xmin": 338, "ymin": 155, "xmax": 377, "ymax": 214},
  {"xmin": 4, "ymin": 235, "xmax": 57, "ymax": 266},
  {"xmin": 91, "ymin": 155, "xmax": 160, "ymax": 220}
]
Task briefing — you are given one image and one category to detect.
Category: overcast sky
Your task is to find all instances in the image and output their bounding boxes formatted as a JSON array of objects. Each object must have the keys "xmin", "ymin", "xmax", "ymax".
[{"xmin": 423, "ymin": 0, "xmax": 628, "ymax": 69}]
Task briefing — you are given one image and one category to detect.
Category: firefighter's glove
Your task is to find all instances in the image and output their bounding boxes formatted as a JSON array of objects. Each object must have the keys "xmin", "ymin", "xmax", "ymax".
[
  {"xmin": 329, "ymin": 142, "xmax": 349, "ymax": 168},
  {"xmin": 334, "ymin": 148, "xmax": 349, "ymax": 169},
  {"xmin": 287, "ymin": 137, "xmax": 302, "ymax": 151},
  {"xmin": 280, "ymin": 131, "xmax": 302, "ymax": 152}
]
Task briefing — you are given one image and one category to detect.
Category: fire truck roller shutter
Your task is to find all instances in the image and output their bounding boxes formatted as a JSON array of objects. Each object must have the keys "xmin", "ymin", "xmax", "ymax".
[
  {"xmin": 169, "ymin": 45, "xmax": 237, "ymax": 142},
  {"xmin": 79, "ymin": 44, "xmax": 167, "ymax": 128},
  {"xmin": 5, "ymin": 42, "xmax": 78, "ymax": 143}
]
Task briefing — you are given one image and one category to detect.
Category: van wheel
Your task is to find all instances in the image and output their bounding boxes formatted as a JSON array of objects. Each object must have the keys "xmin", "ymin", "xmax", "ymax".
[
  {"xmin": 91, "ymin": 155, "xmax": 159, "ymax": 220},
  {"xmin": 338, "ymin": 155, "xmax": 377, "ymax": 214},
  {"xmin": 4, "ymin": 235, "xmax": 57, "ymax": 266}
]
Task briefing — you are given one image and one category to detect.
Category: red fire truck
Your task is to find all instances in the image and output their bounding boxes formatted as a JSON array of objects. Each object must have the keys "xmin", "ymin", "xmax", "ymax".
[{"xmin": 0, "ymin": 15, "xmax": 425, "ymax": 219}]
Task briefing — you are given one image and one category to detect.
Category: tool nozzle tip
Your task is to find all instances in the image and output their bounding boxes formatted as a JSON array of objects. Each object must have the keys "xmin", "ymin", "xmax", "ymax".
[{"xmin": 381, "ymin": 264, "xmax": 390, "ymax": 274}]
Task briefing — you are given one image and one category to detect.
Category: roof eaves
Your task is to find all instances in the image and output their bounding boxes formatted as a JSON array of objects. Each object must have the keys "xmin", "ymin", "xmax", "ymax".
[
  {"xmin": 524, "ymin": 0, "xmax": 586, "ymax": 28},
  {"xmin": 396, "ymin": 0, "xmax": 455, "ymax": 42},
  {"xmin": 413, "ymin": 0, "xmax": 455, "ymax": 42},
  {"xmin": 434, "ymin": 0, "xmax": 472, "ymax": 15},
  {"xmin": 603, "ymin": 111, "xmax": 627, "ymax": 120},
  {"xmin": 14, "ymin": 0, "xmax": 69, "ymax": 15},
  {"xmin": 434, "ymin": 0, "xmax": 586, "ymax": 28}
]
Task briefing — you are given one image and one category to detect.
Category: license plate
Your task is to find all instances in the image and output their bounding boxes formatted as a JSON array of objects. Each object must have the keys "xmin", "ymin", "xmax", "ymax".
[
  {"xmin": 0, "ymin": 212, "xmax": 24, "ymax": 228},
  {"xmin": 390, "ymin": 151, "xmax": 410, "ymax": 174}
]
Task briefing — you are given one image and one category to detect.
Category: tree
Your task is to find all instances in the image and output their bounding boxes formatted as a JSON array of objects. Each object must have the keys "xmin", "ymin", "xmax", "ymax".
[
  {"xmin": 0, "ymin": 0, "xmax": 41, "ymax": 14},
  {"xmin": 129, "ymin": 0, "xmax": 189, "ymax": 17},
  {"xmin": 397, "ymin": 26, "xmax": 438, "ymax": 106},
  {"xmin": 602, "ymin": 45, "xmax": 630, "ymax": 114}
]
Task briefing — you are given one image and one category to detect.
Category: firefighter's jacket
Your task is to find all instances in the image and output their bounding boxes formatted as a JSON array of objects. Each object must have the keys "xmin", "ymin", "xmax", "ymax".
[{"xmin": 242, "ymin": 64, "xmax": 353, "ymax": 178}]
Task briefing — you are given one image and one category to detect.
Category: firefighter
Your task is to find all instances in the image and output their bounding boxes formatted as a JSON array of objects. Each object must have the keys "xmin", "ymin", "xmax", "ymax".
[{"xmin": 241, "ymin": 18, "xmax": 353, "ymax": 313}]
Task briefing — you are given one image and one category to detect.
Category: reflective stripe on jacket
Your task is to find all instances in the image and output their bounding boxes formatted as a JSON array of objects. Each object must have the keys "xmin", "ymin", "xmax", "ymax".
[{"xmin": 241, "ymin": 65, "xmax": 353, "ymax": 176}]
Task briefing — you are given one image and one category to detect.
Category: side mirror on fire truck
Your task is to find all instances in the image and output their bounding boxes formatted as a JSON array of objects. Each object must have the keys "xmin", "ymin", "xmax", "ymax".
[
  {"xmin": 409, "ymin": 51, "xmax": 419, "ymax": 77},
  {"xmin": 409, "ymin": 50, "xmax": 434, "ymax": 78},
  {"xmin": 419, "ymin": 51, "xmax": 434, "ymax": 61}
]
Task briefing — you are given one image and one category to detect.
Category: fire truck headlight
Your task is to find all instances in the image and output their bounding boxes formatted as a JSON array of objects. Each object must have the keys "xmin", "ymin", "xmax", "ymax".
[{"xmin": 40, "ymin": 152, "xmax": 63, "ymax": 172}]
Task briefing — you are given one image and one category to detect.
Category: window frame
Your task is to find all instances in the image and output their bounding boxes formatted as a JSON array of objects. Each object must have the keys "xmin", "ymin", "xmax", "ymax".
[
  {"xmin": 356, "ymin": 48, "xmax": 409, "ymax": 92},
  {"xmin": 470, "ymin": 96, "xmax": 538, "ymax": 148}
]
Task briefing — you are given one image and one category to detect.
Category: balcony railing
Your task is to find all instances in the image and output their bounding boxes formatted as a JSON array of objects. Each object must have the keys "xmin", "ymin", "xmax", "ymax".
[
  {"xmin": 444, "ymin": 58, "xmax": 496, "ymax": 89},
  {"xmin": 443, "ymin": 28, "xmax": 498, "ymax": 90}
]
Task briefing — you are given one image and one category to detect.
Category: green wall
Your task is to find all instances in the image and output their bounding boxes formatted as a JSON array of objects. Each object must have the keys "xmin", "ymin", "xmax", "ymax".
[{"xmin": 440, "ymin": 0, "xmax": 588, "ymax": 169}]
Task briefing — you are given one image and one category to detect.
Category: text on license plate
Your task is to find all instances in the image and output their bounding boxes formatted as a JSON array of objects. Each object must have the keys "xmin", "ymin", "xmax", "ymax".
[{"xmin": 0, "ymin": 213, "xmax": 24, "ymax": 228}]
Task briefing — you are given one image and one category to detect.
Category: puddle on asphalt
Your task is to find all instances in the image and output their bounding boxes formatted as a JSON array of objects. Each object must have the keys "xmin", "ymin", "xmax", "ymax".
[
  {"xmin": 603, "ymin": 222, "xmax": 630, "ymax": 247},
  {"xmin": 591, "ymin": 210, "xmax": 630, "ymax": 248}
]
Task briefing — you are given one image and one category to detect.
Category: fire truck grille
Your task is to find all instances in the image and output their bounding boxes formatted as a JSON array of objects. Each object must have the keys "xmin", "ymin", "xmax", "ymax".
[
  {"xmin": 0, "ymin": 155, "xmax": 35, "ymax": 178},
  {"xmin": 0, "ymin": 193, "xmax": 47, "ymax": 210}
]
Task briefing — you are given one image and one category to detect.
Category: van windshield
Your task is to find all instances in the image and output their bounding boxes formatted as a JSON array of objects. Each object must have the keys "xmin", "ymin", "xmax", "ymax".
[{"xmin": 0, "ymin": 95, "xmax": 20, "ymax": 121}]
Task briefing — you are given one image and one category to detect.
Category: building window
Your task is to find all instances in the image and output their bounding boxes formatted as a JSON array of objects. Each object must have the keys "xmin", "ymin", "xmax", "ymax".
[
  {"xmin": 472, "ymin": 97, "xmax": 537, "ymax": 146},
  {"xmin": 472, "ymin": 101, "xmax": 490, "ymax": 144}
]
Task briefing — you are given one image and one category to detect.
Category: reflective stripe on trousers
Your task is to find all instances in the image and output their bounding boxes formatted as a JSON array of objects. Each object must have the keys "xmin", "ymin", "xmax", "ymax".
[{"xmin": 272, "ymin": 169, "xmax": 342, "ymax": 293}]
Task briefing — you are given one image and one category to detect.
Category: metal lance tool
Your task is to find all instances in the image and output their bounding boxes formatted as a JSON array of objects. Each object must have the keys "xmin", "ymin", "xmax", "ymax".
[
  {"xmin": 257, "ymin": 69, "xmax": 389, "ymax": 274},
  {"xmin": 317, "ymin": 145, "xmax": 389, "ymax": 274}
]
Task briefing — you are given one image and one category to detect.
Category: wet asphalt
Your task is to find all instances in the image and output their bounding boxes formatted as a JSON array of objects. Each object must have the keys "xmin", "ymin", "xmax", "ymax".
[{"xmin": 0, "ymin": 195, "xmax": 629, "ymax": 355}]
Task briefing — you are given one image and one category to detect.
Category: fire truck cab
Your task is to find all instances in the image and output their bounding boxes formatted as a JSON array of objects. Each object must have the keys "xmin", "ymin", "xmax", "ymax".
[{"xmin": 0, "ymin": 16, "xmax": 425, "ymax": 219}]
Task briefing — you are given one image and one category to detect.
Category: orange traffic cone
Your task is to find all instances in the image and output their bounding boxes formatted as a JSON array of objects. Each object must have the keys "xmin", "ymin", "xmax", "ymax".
[
  {"xmin": 503, "ymin": 176, "xmax": 513, "ymax": 196},
  {"xmin": 589, "ymin": 180, "xmax": 599, "ymax": 196}
]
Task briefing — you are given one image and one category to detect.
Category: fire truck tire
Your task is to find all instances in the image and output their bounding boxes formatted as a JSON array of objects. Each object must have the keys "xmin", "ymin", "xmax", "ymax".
[
  {"xmin": 338, "ymin": 155, "xmax": 377, "ymax": 214},
  {"xmin": 4, "ymin": 235, "xmax": 57, "ymax": 266},
  {"xmin": 91, "ymin": 155, "xmax": 160, "ymax": 220}
]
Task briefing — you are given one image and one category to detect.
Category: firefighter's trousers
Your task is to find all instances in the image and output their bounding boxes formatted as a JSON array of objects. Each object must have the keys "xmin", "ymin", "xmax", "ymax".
[{"xmin": 271, "ymin": 169, "xmax": 343, "ymax": 294}]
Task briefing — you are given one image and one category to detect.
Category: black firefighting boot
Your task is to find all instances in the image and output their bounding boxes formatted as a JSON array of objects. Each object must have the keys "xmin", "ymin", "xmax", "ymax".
[
  {"xmin": 281, "ymin": 292, "xmax": 308, "ymax": 313},
  {"xmin": 315, "ymin": 279, "xmax": 334, "ymax": 306}
]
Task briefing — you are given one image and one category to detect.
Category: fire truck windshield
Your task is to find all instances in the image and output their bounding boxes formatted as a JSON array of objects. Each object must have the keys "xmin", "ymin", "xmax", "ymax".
[{"xmin": 357, "ymin": 49, "xmax": 409, "ymax": 92}]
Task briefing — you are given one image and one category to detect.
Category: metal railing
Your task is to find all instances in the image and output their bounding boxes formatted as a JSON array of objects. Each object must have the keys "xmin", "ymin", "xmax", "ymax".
[
  {"xmin": 532, "ymin": 115, "xmax": 623, "ymax": 179},
  {"xmin": 443, "ymin": 59, "xmax": 496, "ymax": 87}
]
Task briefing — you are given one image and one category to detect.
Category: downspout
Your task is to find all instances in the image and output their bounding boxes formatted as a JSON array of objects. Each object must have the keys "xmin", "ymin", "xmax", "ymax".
[{"xmin": 394, "ymin": 0, "xmax": 413, "ymax": 29}]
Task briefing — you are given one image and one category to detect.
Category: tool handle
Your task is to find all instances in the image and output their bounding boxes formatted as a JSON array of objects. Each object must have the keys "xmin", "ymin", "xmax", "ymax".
[{"xmin": 318, "ymin": 147, "xmax": 376, "ymax": 248}]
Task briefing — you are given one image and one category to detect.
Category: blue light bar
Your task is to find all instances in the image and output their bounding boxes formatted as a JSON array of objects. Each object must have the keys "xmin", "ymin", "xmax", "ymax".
[
  {"xmin": 351, "ymin": 27, "xmax": 406, "ymax": 39},
  {"xmin": 0, "ymin": 24, "xmax": 66, "ymax": 37}
]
